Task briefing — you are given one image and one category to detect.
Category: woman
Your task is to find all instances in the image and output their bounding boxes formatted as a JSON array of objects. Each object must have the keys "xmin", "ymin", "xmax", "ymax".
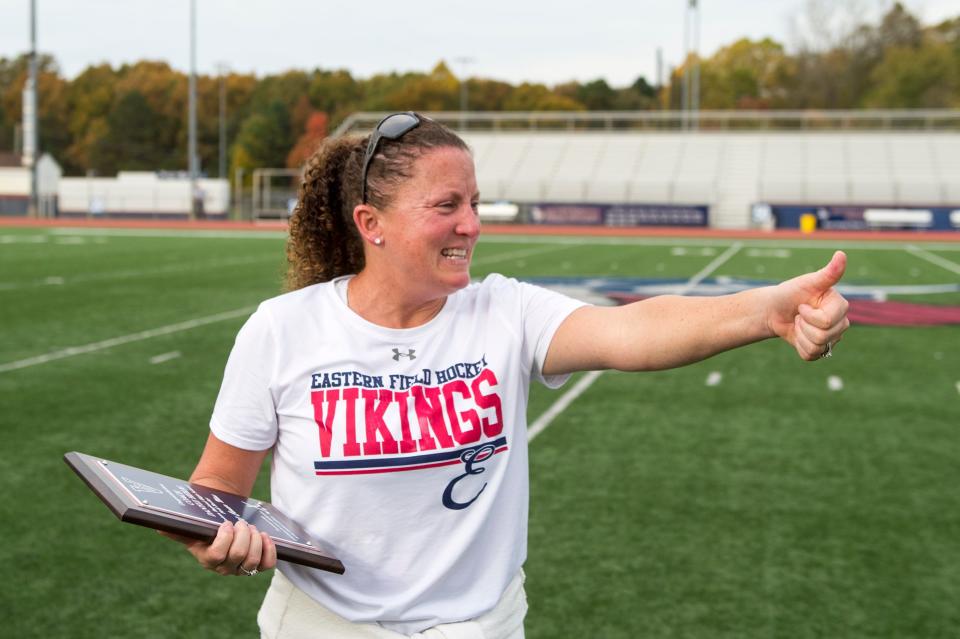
[{"xmin": 169, "ymin": 112, "xmax": 850, "ymax": 638}]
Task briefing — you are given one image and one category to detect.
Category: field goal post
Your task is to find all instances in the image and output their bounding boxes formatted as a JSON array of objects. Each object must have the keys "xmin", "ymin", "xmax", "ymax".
[{"xmin": 252, "ymin": 168, "xmax": 304, "ymax": 221}]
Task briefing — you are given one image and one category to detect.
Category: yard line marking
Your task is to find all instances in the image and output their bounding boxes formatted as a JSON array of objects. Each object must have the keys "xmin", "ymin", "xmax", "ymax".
[
  {"xmin": 149, "ymin": 351, "xmax": 182, "ymax": 365},
  {"xmin": 673, "ymin": 242, "xmax": 743, "ymax": 295},
  {"xmin": 827, "ymin": 376, "xmax": 844, "ymax": 392},
  {"xmin": 0, "ymin": 307, "xmax": 255, "ymax": 374},
  {"xmin": 906, "ymin": 245, "xmax": 960, "ymax": 276},
  {"xmin": 0, "ymin": 254, "xmax": 280, "ymax": 292},
  {"xmin": 49, "ymin": 228, "xmax": 287, "ymax": 240},
  {"xmin": 526, "ymin": 234, "xmax": 736, "ymax": 434},
  {"xmin": 0, "ymin": 234, "xmax": 48, "ymax": 243},
  {"xmin": 671, "ymin": 246, "xmax": 717, "ymax": 256},
  {"xmin": 528, "ymin": 371, "xmax": 604, "ymax": 442},
  {"xmin": 529, "ymin": 243, "xmax": 743, "ymax": 440},
  {"xmin": 746, "ymin": 248, "xmax": 791, "ymax": 258},
  {"xmin": 955, "ymin": 381, "xmax": 960, "ymax": 396}
]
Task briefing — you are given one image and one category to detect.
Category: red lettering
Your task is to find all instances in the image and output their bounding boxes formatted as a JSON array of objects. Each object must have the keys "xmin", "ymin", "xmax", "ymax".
[
  {"xmin": 342, "ymin": 388, "xmax": 361, "ymax": 457},
  {"xmin": 394, "ymin": 391, "xmax": 418, "ymax": 453},
  {"xmin": 412, "ymin": 385, "xmax": 453, "ymax": 451},
  {"xmin": 310, "ymin": 389, "xmax": 339, "ymax": 458},
  {"xmin": 471, "ymin": 368, "xmax": 504, "ymax": 437},
  {"xmin": 362, "ymin": 389, "xmax": 399, "ymax": 455},
  {"xmin": 443, "ymin": 380, "xmax": 481, "ymax": 445}
]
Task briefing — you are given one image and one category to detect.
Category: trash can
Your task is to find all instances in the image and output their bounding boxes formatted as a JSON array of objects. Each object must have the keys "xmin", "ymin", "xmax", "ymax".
[{"xmin": 800, "ymin": 213, "xmax": 817, "ymax": 233}]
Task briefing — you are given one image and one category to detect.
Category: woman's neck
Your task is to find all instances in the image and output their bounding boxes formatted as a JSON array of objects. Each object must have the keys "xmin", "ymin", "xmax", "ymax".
[{"xmin": 346, "ymin": 271, "xmax": 446, "ymax": 329}]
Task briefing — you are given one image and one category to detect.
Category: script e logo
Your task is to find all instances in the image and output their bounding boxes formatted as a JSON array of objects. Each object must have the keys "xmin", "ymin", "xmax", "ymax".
[{"xmin": 441, "ymin": 443, "xmax": 497, "ymax": 510}]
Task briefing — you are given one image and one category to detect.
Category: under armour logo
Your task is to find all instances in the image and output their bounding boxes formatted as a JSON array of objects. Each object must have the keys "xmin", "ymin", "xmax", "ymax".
[{"xmin": 392, "ymin": 348, "xmax": 416, "ymax": 361}]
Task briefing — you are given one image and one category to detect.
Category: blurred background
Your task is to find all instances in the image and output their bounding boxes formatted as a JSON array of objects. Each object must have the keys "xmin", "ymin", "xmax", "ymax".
[
  {"xmin": 1, "ymin": 0, "xmax": 958, "ymax": 229},
  {"xmin": 1, "ymin": 1, "xmax": 958, "ymax": 638}
]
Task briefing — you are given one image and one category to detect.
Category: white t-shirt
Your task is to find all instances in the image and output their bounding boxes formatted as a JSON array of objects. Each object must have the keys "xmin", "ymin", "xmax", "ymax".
[{"xmin": 210, "ymin": 273, "xmax": 585, "ymax": 634}]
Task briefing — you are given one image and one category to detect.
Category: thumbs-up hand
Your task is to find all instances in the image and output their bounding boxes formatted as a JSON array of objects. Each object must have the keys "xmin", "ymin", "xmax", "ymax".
[{"xmin": 767, "ymin": 251, "xmax": 851, "ymax": 361}]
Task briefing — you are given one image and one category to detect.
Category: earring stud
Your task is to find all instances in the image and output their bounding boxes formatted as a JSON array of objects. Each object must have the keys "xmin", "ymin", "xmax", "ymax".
[{"xmin": 374, "ymin": 237, "xmax": 382, "ymax": 246}]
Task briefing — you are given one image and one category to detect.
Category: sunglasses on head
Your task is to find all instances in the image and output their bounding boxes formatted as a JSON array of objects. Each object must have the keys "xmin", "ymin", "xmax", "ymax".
[{"xmin": 361, "ymin": 111, "xmax": 421, "ymax": 204}]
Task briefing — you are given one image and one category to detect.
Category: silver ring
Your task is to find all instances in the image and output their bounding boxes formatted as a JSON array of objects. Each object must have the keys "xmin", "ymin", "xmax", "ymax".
[
  {"xmin": 819, "ymin": 341, "xmax": 833, "ymax": 359},
  {"xmin": 238, "ymin": 566, "xmax": 259, "ymax": 577}
]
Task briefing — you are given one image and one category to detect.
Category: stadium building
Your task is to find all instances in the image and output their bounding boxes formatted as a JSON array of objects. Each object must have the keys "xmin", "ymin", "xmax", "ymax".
[{"xmin": 332, "ymin": 110, "xmax": 960, "ymax": 233}]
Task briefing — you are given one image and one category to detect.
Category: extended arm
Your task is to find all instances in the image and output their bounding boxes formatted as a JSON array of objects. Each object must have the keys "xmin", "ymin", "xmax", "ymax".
[{"xmin": 544, "ymin": 251, "xmax": 850, "ymax": 375}]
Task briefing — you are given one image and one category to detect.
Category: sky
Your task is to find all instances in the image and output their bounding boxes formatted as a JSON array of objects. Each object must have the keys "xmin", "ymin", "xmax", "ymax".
[{"xmin": 2, "ymin": 0, "xmax": 958, "ymax": 88}]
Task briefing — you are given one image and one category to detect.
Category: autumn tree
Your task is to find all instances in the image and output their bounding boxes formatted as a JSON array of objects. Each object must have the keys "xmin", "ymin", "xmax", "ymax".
[
  {"xmin": 88, "ymin": 90, "xmax": 171, "ymax": 173},
  {"xmin": 287, "ymin": 111, "xmax": 328, "ymax": 169},
  {"xmin": 308, "ymin": 69, "xmax": 362, "ymax": 129},
  {"xmin": 231, "ymin": 100, "xmax": 292, "ymax": 174},
  {"xmin": 0, "ymin": 54, "xmax": 69, "ymax": 165},
  {"xmin": 698, "ymin": 38, "xmax": 794, "ymax": 109},
  {"xmin": 380, "ymin": 62, "xmax": 460, "ymax": 112},
  {"xmin": 2, "ymin": 0, "xmax": 957, "ymax": 180},
  {"xmin": 461, "ymin": 78, "xmax": 513, "ymax": 111},
  {"xmin": 503, "ymin": 83, "xmax": 583, "ymax": 111},
  {"xmin": 63, "ymin": 64, "xmax": 116, "ymax": 172}
]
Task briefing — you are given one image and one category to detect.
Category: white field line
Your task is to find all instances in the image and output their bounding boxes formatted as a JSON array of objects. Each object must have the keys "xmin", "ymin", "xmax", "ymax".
[
  {"xmin": 48, "ymin": 228, "xmax": 287, "ymax": 240},
  {"xmin": 0, "ymin": 234, "xmax": 551, "ymax": 291},
  {"xmin": 528, "ymin": 371, "xmax": 604, "ymax": 442},
  {"xmin": 149, "ymin": 351, "xmax": 182, "ymax": 365},
  {"xmin": 0, "ymin": 307, "xmax": 255, "ymax": 374},
  {"xmin": 906, "ymin": 245, "xmax": 960, "ymax": 276},
  {"xmin": 672, "ymin": 242, "xmax": 743, "ymax": 295},
  {"xmin": 527, "ymin": 243, "xmax": 738, "ymax": 441},
  {"xmin": 0, "ymin": 254, "xmax": 280, "ymax": 292}
]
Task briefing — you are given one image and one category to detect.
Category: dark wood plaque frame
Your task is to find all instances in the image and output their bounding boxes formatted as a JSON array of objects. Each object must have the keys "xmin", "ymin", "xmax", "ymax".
[{"xmin": 64, "ymin": 451, "xmax": 344, "ymax": 574}]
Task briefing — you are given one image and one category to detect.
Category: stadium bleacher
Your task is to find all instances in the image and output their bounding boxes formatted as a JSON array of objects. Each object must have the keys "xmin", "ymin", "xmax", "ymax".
[
  {"xmin": 336, "ymin": 111, "xmax": 960, "ymax": 230},
  {"xmin": 460, "ymin": 131, "xmax": 960, "ymax": 228}
]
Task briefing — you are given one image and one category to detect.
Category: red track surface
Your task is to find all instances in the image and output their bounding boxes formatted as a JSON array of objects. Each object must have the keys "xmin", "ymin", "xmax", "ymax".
[
  {"xmin": 844, "ymin": 300, "xmax": 960, "ymax": 326},
  {"xmin": 2, "ymin": 216, "xmax": 959, "ymax": 243},
  {"xmin": 608, "ymin": 293, "xmax": 960, "ymax": 326}
]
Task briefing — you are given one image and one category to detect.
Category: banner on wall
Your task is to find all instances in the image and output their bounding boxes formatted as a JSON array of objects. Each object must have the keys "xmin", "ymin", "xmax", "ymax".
[
  {"xmin": 530, "ymin": 203, "xmax": 709, "ymax": 227},
  {"xmin": 771, "ymin": 204, "xmax": 960, "ymax": 231}
]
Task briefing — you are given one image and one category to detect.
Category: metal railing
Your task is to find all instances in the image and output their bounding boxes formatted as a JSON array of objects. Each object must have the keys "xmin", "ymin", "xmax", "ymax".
[{"xmin": 333, "ymin": 109, "xmax": 960, "ymax": 137}]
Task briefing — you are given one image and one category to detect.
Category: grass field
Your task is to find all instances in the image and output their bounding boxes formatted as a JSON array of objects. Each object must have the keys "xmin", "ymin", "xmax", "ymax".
[{"xmin": 1, "ymin": 225, "xmax": 959, "ymax": 638}]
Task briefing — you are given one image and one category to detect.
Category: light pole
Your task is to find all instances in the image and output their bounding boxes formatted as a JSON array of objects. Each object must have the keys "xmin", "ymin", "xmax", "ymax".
[
  {"xmin": 188, "ymin": 0, "xmax": 199, "ymax": 219},
  {"xmin": 454, "ymin": 56, "xmax": 475, "ymax": 131},
  {"xmin": 24, "ymin": 0, "xmax": 39, "ymax": 217},
  {"xmin": 681, "ymin": 0, "xmax": 701, "ymax": 130},
  {"xmin": 217, "ymin": 62, "xmax": 229, "ymax": 180}
]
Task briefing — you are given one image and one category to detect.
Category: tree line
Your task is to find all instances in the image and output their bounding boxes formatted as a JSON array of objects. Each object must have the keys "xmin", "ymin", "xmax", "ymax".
[{"xmin": 0, "ymin": 2, "xmax": 956, "ymax": 179}]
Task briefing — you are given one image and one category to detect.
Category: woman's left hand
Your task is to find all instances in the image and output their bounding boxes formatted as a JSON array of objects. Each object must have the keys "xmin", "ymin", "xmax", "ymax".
[{"xmin": 766, "ymin": 250, "xmax": 851, "ymax": 361}]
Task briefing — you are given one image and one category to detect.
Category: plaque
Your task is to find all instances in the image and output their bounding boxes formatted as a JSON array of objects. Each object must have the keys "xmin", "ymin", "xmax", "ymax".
[{"xmin": 64, "ymin": 451, "xmax": 344, "ymax": 574}]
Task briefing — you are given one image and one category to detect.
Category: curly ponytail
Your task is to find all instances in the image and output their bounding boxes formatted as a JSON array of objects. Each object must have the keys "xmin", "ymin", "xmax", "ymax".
[{"xmin": 285, "ymin": 136, "xmax": 366, "ymax": 290}]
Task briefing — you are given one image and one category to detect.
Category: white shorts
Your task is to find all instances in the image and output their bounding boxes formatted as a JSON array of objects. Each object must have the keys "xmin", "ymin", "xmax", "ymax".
[{"xmin": 258, "ymin": 569, "xmax": 527, "ymax": 639}]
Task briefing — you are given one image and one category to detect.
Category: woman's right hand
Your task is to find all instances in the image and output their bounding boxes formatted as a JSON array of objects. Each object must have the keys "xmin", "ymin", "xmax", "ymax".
[{"xmin": 162, "ymin": 519, "xmax": 277, "ymax": 576}]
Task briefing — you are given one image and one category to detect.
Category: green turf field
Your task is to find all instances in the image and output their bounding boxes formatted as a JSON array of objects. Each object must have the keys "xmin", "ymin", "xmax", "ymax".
[{"xmin": 1, "ymin": 226, "xmax": 958, "ymax": 638}]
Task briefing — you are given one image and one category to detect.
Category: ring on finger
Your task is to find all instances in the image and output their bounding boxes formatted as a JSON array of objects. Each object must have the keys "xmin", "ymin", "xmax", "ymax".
[
  {"xmin": 819, "ymin": 341, "xmax": 833, "ymax": 359},
  {"xmin": 238, "ymin": 565, "xmax": 259, "ymax": 577}
]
